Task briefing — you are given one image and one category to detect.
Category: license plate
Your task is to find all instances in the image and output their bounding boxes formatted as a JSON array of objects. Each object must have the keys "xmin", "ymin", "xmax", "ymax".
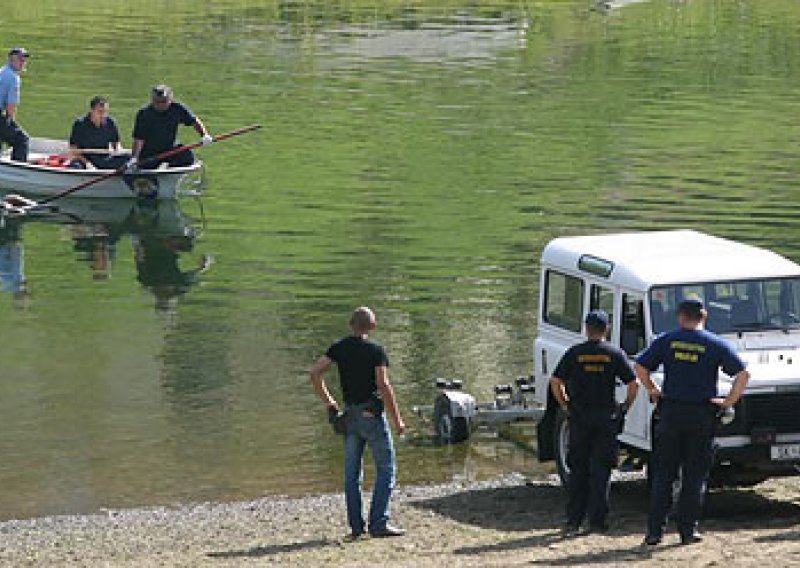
[{"xmin": 770, "ymin": 444, "xmax": 800, "ymax": 461}]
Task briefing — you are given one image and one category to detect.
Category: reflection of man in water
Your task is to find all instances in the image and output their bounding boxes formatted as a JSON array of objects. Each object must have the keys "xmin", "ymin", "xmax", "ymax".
[
  {"xmin": 71, "ymin": 224, "xmax": 120, "ymax": 281},
  {"xmin": 133, "ymin": 231, "xmax": 210, "ymax": 311},
  {"xmin": 0, "ymin": 219, "xmax": 28, "ymax": 305}
]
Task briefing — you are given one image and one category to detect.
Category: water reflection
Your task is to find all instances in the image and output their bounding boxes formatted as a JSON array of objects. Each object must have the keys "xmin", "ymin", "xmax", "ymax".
[{"xmin": 0, "ymin": 197, "xmax": 209, "ymax": 310}]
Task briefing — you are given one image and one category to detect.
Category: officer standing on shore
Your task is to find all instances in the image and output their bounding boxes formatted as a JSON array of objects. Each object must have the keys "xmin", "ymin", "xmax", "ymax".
[
  {"xmin": 0, "ymin": 47, "xmax": 30, "ymax": 162},
  {"xmin": 310, "ymin": 306, "xmax": 406, "ymax": 540},
  {"xmin": 636, "ymin": 298, "xmax": 750, "ymax": 546},
  {"xmin": 550, "ymin": 310, "xmax": 638, "ymax": 535}
]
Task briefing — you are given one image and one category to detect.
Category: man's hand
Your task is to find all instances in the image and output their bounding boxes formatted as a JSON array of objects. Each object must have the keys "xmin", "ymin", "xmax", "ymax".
[
  {"xmin": 125, "ymin": 156, "xmax": 138, "ymax": 171},
  {"xmin": 648, "ymin": 387, "xmax": 662, "ymax": 403},
  {"xmin": 201, "ymin": 133, "xmax": 214, "ymax": 146},
  {"xmin": 395, "ymin": 419, "xmax": 406, "ymax": 436},
  {"xmin": 710, "ymin": 397, "xmax": 731, "ymax": 409}
]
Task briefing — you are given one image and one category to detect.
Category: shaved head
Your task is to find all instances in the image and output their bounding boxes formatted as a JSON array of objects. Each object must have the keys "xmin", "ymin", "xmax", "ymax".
[{"xmin": 350, "ymin": 306, "xmax": 376, "ymax": 334}]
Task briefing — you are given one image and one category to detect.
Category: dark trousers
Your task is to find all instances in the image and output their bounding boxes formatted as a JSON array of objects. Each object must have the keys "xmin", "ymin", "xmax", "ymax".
[
  {"xmin": 0, "ymin": 115, "xmax": 29, "ymax": 162},
  {"xmin": 567, "ymin": 415, "xmax": 619, "ymax": 526},
  {"xmin": 141, "ymin": 146, "xmax": 194, "ymax": 169},
  {"xmin": 647, "ymin": 401, "xmax": 715, "ymax": 538}
]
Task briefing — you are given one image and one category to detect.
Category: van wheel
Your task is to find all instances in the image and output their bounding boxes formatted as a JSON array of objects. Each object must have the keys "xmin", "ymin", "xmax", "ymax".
[
  {"xmin": 433, "ymin": 394, "xmax": 469, "ymax": 444},
  {"xmin": 553, "ymin": 408, "xmax": 571, "ymax": 487}
]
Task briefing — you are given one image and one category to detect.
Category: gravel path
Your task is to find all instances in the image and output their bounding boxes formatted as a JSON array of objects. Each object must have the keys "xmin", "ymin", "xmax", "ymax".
[{"xmin": 1, "ymin": 473, "xmax": 799, "ymax": 567}]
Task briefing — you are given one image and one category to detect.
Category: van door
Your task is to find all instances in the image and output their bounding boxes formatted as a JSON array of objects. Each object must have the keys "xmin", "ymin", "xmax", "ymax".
[{"xmin": 619, "ymin": 291, "xmax": 649, "ymax": 442}]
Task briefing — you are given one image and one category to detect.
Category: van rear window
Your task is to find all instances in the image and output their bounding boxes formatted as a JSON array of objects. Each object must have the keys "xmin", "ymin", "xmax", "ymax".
[{"xmin": 544, "ymin": 270, "xmax": 584, "ymax": 332}]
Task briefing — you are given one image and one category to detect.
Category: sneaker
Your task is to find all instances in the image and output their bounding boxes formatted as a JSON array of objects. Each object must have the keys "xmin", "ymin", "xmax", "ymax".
[
  {"xmin": 587, "ymin": 522, "xmax": 610, "ymax": 534},
  {"xmin": 343, "ymin": 531, "xmax": 365, "ymax": 543},
  {"xmin": 369, "ymin": 525, "xmax": 405, "ymax": 538},
  {"xmin": 680, "ymin": 532, "xmax": 703, "ymax": 545},
  {"xmin": 643, "ymin": 534, "xmax": 662, "ymax": 546},
  {"xmin": 561, "ymin": 522, "xmax": 581, "ymax": 536}
]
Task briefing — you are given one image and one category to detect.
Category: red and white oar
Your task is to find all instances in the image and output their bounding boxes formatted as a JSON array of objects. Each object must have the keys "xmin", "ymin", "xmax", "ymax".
[{"xmin": 0, "ymin": 123, "xmax": 261, "ymax": 217}]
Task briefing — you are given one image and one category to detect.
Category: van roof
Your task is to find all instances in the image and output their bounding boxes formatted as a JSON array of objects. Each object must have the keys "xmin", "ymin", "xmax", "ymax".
[{"xmin": 541, "ymin": 229, "xmax": 800, "ymax": 289}]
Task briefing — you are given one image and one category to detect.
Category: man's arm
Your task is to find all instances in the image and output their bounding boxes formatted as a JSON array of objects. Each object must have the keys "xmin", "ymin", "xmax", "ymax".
[
  {"xmin": 624, "ymin": 380, "xmax": 639, "ymax": 409},
  {"xmin": 376, "ymin": 366, "xmax": 405, "ymax": 435},
  {"xmin": 635, "ymin": 363, "xmax": 662, "ymax": 401},
  {"xmin": 310, "ymin": 355, "xmax": 337, "ymax": 410},
  {"xmin": 4, "ymin": 102, "xmax": 17, "ymax": 120},
  {"xmin": 193, "ymin": 116, "xmax": 211, "ymax": 138},
  {"xmin": 712, "ymin": 370, "xmax": 751, "ymax": 409},
  {"xmin": 549, "ymin": 376, "xmax": 569, "ymax": 411},
  {"xmin": 130, "ymin": 138, "xmax": 144, "ymax": 161}
]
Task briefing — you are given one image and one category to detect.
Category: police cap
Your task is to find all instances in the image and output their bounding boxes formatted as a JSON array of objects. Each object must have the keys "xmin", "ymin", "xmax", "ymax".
[{"xmin": 585, "ymin": 309, "xmax": 609, "ymax": 329}]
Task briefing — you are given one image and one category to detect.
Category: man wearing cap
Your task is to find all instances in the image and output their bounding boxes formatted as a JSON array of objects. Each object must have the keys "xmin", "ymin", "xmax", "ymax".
[
  {"xmin": 550, "ymin": 310, "xmax": 638, "ymax": 535},
  {"xmin": 636, "ymin": 298, "xmax": 750, "ymax": 546},
  {"xmin": 0, "ymin": 47, "xmax": 30, "ymax": 162},
  {"xmin": 309, "ymin": 306, "xmax": 406, "ymax": 540},
  {"xmin": 127, "ymin": 85, "xmax": 212, "ymax": 170}
]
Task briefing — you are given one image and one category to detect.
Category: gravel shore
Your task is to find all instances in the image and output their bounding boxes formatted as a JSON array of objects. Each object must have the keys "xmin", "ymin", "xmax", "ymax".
[{"xmin": 1, "ymin": 473, "xmax": 799, "ymax": 567}]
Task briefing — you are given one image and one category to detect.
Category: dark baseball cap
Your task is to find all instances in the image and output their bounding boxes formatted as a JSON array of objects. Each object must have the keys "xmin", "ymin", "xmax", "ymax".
[
  {"xmin": 8, "ymin": 47, "xmax": 30, "ymax": 58},
  {"xmin": 585, "ymin": 309, "xmax": 610, "ymax": 329},
  {"xmin": 677, "ymin": 297, "xmax": 706, "ymax": 317}
]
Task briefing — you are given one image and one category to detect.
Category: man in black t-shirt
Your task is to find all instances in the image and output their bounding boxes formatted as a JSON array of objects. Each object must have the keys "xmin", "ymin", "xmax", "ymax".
[
  {"xmin": 550, "ymin": 310, "xmax": 638, "ymax": 534},
  {"xmin": 127, "ymin": 85, "xmax": 213, "ymax": 169},
  {"xmin": 69, "ymin": 96, "xmax": 127, "ymax": 170},
  {"xmin": 310, "ymin": 306, "xmax": 406, "ymax": 540}
]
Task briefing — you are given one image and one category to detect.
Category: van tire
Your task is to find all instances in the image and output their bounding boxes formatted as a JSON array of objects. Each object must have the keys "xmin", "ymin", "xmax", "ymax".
[
  {"xmin": 434, "ymin": 394, "xmax": 469, "ymax": 444},
  {"xmin": 554, "ymin": 408, "xmax": 571, "ymax": 487}
]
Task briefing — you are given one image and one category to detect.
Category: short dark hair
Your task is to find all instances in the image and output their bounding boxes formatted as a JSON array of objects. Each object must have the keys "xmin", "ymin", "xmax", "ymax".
[
  {"xmin": 89, "ymin": 96, "xmax": 108, "ymax": 109},
  {"xmin": 677, "ymin": 298, "xmax": 706, "ymax": 320}
]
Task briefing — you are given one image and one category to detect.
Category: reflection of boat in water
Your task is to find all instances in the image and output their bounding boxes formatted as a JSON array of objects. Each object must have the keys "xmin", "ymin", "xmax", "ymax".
[
  {"xmin": 0, "ymin": 138, "xmax": 204, "ymax": 200},
  {"xmin": 0, "ymin": 195, "xmax": 210, "ymax": 310}
]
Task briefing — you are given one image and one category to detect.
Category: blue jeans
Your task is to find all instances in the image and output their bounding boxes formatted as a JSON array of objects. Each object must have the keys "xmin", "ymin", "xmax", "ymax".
[{"xmin": 344, "ymin": 403, "xmax": 396, "ymax": 534}]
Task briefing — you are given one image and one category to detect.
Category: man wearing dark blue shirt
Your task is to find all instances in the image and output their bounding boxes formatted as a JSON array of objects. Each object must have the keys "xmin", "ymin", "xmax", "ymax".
[
  {"xmin": 551, "ymin": 310, "xmax": 638, "ymax": 535},
  {"xmin": 69, "ymin": 96, "xmax": 126, "ymax": 169},
  {"xmin": 636, "ymin": 298, "xmax": 750, "ymax": 546},
  {"xmin": 128, "ymin": 85, "xmax": 213, "ymax": 169}
]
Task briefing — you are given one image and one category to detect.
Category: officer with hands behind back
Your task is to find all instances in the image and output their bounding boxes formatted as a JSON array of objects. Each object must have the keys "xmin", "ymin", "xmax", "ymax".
[
  {"xmin": 636, "ymin": 297, "xmax": 750, "ymax": 546},
  {"xmin": 310, "ymin": 306, "xmax": 406, "ymax": 541},
  {"xmin": 550, "ymin": 309, "xmax": 638, "ymax": 536}
]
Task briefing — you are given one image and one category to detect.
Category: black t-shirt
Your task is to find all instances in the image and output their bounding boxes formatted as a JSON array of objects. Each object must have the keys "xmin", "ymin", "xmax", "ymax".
[
  {"xmin": 69, "ymin": 114, "xmax": 121, "ymax": 167},
  {"xmin": 132, "ymin": 102, "xmax": 196, "ymax": 159},
  {"xmin": 553, "ymin": 340, "xmax": 635, "ymax": 421},
  {"xmin": 326, "ymin": 335, "xmax": 389, "ymax": 405}
]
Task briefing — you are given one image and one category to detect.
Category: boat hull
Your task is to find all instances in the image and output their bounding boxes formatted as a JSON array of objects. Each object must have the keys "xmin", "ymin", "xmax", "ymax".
[{"xmin": 0, "ymin": 159, "xmax": 204, "ymax": 200}]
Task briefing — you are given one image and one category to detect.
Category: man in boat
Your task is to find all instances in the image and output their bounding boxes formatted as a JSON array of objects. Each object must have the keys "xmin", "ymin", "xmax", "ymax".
[
  {"xmin": 69, "ymin": 96, "xmax": 127, "ymax": 170},
  {"xmin": 126, "ymin": 85, "xmax": 212, "ymax": 170},
  {"xmin": 310, "ymin": 307, "xmax": 407, "ymax": 540},
  {"xmin": 0, "ymin": 47, "xmax": 30, "ymax": 162},
  {"xmin": 550, "ymin": 310, "xmax": 638, "ymax": 535}
]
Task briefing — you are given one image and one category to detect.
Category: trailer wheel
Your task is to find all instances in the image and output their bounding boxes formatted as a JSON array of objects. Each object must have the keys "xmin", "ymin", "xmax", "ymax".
[
  {"xmin": 434, "ymin": 394, "xmax": 469, "ymax": 444},
  {"xmin": 553, "ymin": 408, "xmax": 571, "ymax": 487}
]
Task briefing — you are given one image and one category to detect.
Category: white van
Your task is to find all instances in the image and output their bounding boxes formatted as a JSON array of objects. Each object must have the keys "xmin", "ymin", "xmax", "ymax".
[{"xmin": 533, "ymin": 229, "xmax": 800, "ymax": 486}]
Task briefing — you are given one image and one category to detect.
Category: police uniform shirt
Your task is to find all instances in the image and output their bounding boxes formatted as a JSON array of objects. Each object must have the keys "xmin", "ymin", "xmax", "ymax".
[
  {"xmin": 326, "ymin": 336, "xmax": 389, "ymax": 406},
  {"xmin": 636, "ymin": 328, "xmax": 745, "ymax": 403},
  {"xmin": 553, "ymin": 340, "xmax": 635, "ymax": 420},
  {"xmin": 132, "ymin": 101, "xmax": 196, "ymax": 159},
  {"xmin": 69, "ymin": 114, "xmax": 121, "ymax": 167}
]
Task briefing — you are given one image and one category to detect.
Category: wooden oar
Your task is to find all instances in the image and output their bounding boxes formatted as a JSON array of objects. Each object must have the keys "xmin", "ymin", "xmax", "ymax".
[{"xmin": 3, "ymin": 124, "xmax": 261, "ymax": 212}]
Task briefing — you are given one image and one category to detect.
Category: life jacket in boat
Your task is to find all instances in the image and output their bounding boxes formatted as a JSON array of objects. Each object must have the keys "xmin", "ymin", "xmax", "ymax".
[{"xmin": 33, "ymin": 154, "xmax": 73, "ymax": 168}]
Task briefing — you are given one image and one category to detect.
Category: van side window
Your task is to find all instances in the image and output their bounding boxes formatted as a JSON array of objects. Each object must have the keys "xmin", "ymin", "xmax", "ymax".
[
  {"xmin": 621, "ymin": 293, "xmax": 645, "ymax": 355},
  {"xmin": 590, "ymin": 284, "xmax": 615, "ymax": 334},
  {"xmin": 544, "ymin": 271, "xmax": 584, "ymax": 332}
]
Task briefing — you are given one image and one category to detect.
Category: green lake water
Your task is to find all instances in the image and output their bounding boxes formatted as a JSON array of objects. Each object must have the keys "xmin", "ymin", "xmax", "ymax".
[{"xmin": 1, "ymin": 0, "xmax": 799, "ymax": 520}]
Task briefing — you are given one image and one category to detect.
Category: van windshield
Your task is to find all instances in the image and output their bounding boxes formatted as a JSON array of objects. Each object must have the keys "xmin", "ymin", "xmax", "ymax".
[{"xmin": 650, "ymin": 278, "xmax": 800, "ymax": 335}]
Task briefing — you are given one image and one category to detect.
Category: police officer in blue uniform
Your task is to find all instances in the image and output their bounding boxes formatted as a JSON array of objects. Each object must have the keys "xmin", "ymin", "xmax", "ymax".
[
  {"xmin": 636, "ymin": 298, "xmax": 750, "ymax": 546},
  {"xmin": 550, "ymin": 310, "xmax": 638, "ymax": 534}
]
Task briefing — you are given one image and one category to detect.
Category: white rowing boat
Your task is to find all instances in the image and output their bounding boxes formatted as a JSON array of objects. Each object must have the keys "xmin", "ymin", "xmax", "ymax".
[{"xmin": 0, "ymin": 137, "xmax": 205, "ymax": 200}]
